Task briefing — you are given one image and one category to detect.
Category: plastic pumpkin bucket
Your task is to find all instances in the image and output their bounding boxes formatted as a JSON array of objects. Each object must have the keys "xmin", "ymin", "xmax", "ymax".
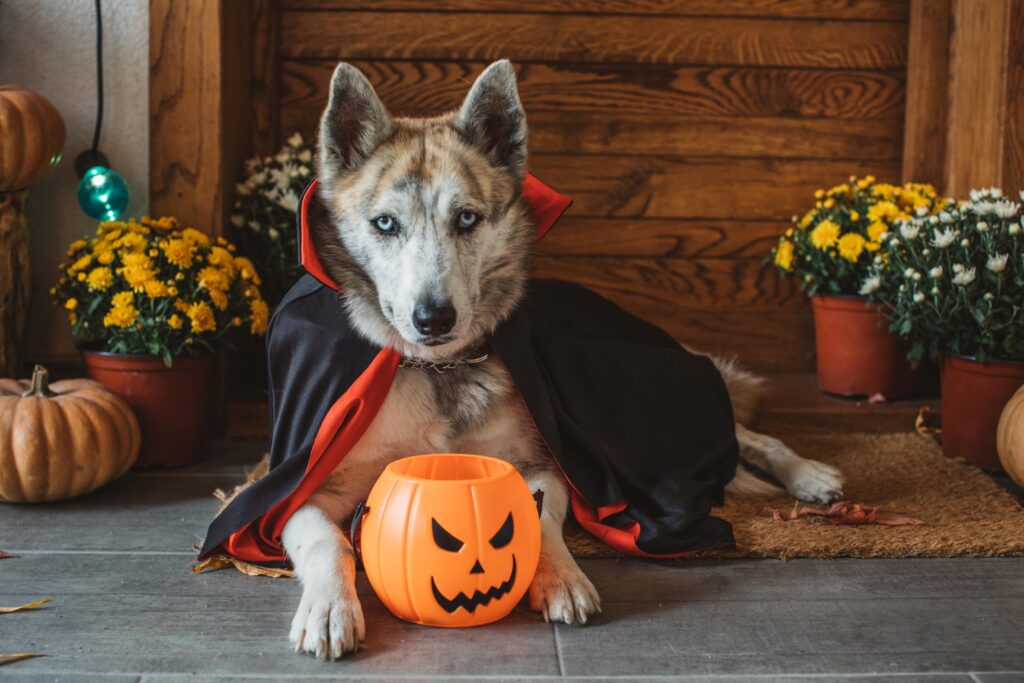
[{"xmin": 357, "ymin": 453, "xmax": 541, "ymax": 627}]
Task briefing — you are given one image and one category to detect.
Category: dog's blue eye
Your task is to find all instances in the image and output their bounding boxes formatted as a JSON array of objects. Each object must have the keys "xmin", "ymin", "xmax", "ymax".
[
  {"xmin": 457, "ymin": 210, "xmax": 480, "ymax": 232},
  {"xmin": 373, "ymin": 215, "xmax": 397, "ymax": 233}
]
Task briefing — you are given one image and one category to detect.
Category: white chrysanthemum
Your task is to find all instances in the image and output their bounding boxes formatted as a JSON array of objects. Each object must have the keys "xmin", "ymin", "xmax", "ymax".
[
  {"xmin": 268, "ymin": 228, "xmax": 280, "ymax": 240},
  {"xmin": 929, "ymin": 266, "xmax": 943, "ymax": 278},
  {"xmin": 961, "ymin": 238, "xmax": 970, "ymax": 247},
  {"xmin": 298, "ymin": 149, "xmax": 312, "ymax": 163},
  {"xmin": 932, "ymin": 227, "xmax": 957, "ymax": 248},
  {"xmin": 276, "ymin": 190, "xmax": 299, "ymax": 213},
  {"xmin": 939, "ymin": 211, "xmax": 954, "ymax": 224},
  {"xmin": 904, "ymin": 267, "xmax": 917, "ymax": 278},
  {"xmin": 995, "ymin": 201, "xmax": 1021, "ymax": 218},
  {"xmin": 913, "ymin": 292, "xmax": 925, "ymax": 303},
  {"xmin": 953, "ymin": 263, "xmax": 965, "ymax": 273},
  {"xmin": 235, "ymin": 182, "xmax": 251, "ymax": 196},
  {"xmin": 230, "ymin": 214, "xmax": 244, "ymax": 228},
  {"xmin": 977, "ymin": 221, "xmax": 989, "ymax": 232},
  {"xmin": 859, "ymin": 275, "xmax": 881, "ymax": 296},
  {"xmin": 288, "ymin": 132, "xmax": 303, "ymax": 147},
  {"xmin": 915, "ymin": 207, "xmax": 928, "ymax": 217},
  {"xmin": 987, "ymin": 253, "xmax": 1009, "ymax": 273},
  {"xmin": 247, "ymin": 220, "xmax": 261, "ymax": 233},
  {"xmin": 931, "ymin": 286, "xmax": 940, "ymax": 296},
  {"xmin": 952, "ymin": 267, "xmax": 977, "ymax": 286},
  {"xmin": 900, "ymin": 223, "xmax": 920, "ymax": 240}
]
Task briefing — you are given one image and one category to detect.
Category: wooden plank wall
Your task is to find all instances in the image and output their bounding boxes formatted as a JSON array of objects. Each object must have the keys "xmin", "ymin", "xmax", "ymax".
[{"xmin": 274, "ymin": 0, "xmax": 910, "ymax": 370}]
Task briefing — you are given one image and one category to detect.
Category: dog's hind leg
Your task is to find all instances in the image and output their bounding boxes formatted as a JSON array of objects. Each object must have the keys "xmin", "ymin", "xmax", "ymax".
[
  {"xmin": 522, "ymin": 467, "xmax": 601, "ymax": 625},
  {"xmin": 735, "ymin": 424, "xmax": 844, "ymax": 504},
  {"xmin": 281, "ymin": 492, "xmax": 366, "ymax": 660}
]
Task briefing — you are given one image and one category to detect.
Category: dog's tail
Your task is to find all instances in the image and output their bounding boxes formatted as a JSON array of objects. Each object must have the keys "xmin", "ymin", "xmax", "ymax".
[{"xmin": 709, "ymin": 355, "xmax": 766, "ymax": 425}]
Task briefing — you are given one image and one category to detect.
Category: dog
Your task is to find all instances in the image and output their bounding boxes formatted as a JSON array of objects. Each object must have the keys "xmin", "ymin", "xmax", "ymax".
[{"xmin": 280, "ymin": 60, "xmax": 845, "ymax": 660}]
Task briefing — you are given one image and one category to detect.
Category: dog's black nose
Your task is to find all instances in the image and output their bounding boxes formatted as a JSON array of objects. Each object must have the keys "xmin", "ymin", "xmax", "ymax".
[{"xmin": 413, "ymin": 300, "xmax": 457, "ymax": 337}]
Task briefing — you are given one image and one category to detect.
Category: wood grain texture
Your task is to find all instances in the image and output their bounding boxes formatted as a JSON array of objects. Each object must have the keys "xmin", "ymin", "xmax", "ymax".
[
  {"xmin": 532, "ymin": 256, "xmax": 801, "ymax": 312},
  {"xmin": 282, "ymin": 0, "xmax": 908, "ymax": 21},
  {"xmin": 944, "ymin": 0, "xmax": 1020, "ymax": 197},
  {"xmin": 249, "ymin": 0, "xmax": 281, "ymax": 158},
  {"xmin": 150, "ymin": 0, "xmax": 225, "ymax": 232},
  {"xmin": 902, "ymin": 0, "xmax": 951, "ymax": 188},
  {"xmin": 283, "ymin": 108, "xmax": 901, "ymax": 161},
  {"xmin": 537, "ymin": 218, "xmax": 786, "ymax": 258},
  {"xmin": 0, "ymin": 192, "xmax": 30, "ymax": 376},
  {"xmin": 280, "ymin": 12, "xmax": 908, "ymax": 68},
  {"xmin": 281, "ymin": 61, "xmax": 906, "ymax": 120},
  {"xmin": 527, "ymin": 155, "xmax": 902, "ymax": 219}
]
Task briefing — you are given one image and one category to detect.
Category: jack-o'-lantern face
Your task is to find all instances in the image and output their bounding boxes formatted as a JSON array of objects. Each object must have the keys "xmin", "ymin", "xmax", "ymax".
[{"xmin": 360, "ymin": 454, "xmax": 541, "ymax": 627}]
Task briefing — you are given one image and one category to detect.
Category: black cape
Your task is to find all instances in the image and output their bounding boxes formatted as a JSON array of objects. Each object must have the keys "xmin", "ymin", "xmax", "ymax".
[{"xmin": 199, "ymin": 182, "xmax": 739, "ymax": 563}]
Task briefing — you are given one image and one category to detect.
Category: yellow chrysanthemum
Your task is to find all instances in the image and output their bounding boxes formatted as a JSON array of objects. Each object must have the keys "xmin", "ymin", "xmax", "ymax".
[
  {"xmin": 162, "ymin": 238, "xmax": 196, "ymax": 269},
  {"xmin": 167, "ymin": 314, "xmax": 184, "ymax": 330},
  {"xmin": 121, "ymin": 253, "xmax": 156, "ymax": 290},
  {"xmin": 208, "ymin": 288, "xmax": 228, "ymax": 311},
  {"xmin": 117, "ymin": 232, "xmax": 147, "ymax": 253},
  {"xmin": 867, "ymin": 221, "xmax": 888, "ymax": 242},
  {"xmin": 244, "ymin": 285, "xmax": 259, "ymax": 299},
  {"xmin": 69, "ymin": 254, "xmax": 92, "ymax": 272},
  {"xmin": 249, "ymin": 298, "xmax": 269, "ymax": 335},
  {"xmin": 181, "ymin": 227, "xmax": 210, "ymax": 247},
  {"xmin": 197, "ymin": 266, "xmax": 230, "ymax": 292},
  {"xmin": 144, "ymin": 279, "xmax": 170, "ymax": 299},
  {"xmin": 865, "ymin": 241, "xmax": 881, "ymax": 252},
  {"xmin": 810, "ymin": 220, "xmax": 840, "ymax": 249},
  {"xmin": 837, "ymin": 233, "xmax": 866, "ymax": 262},
  {"xmin": 872, "ymin": 183, "xmax": 897, "ymax": 200},
  {"xmin": 103, "ymin": 303, "xmax": 138, "ymax": 328},
  {"xmin": 207, "ymin": 246, "xmax": 236, "ymax": 277},
  {"xmin": 67, "ymin": 239, "xmax": 87, "ymax": 255},
  {"xmin": 86, "ymin": 267, "xmax": 114, "ymax": 292},
  {"xmin": 823, "ymin": 198, "xmax": 835, "ymax": 209},
  {"xmin": 111, "ymin": 291, "xmax": 134, "ymax": 308},
  {"xmin": 867, "ymin": 201, "xmax": 901, "ymax": 224},
  {"xmin": 187, "ymin": 301, "xmax": 216, "ymax": 333},
  {"xmin": 97, "ymin": 250, "xmax": 115, "ymax": 265},
  {"xmin": 798, "ymin": 210, "xmax": 815, "ymax": 229},
  {"xmin": 774, "ymin": 240, "xmax": 794, "ymax": 271},
  {"xmin": 64, "ymin": 298, "xmax": 78, "ymax": 311}
]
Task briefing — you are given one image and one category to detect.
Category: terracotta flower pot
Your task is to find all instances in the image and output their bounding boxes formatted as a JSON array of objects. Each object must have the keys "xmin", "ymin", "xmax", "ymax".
[
  {"xmin": 940, "ymin": 353, "xmax": 1024, "ymax": 470},
  {"xmin": 811, "ymin": 295, "xmax": 914, "ymax": 399},
  {"xmin": 80, "ymin": 350, "xmax": 214, "ymax": 469}
]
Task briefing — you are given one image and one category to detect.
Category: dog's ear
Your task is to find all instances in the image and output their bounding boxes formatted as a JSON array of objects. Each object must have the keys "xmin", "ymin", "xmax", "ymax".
[
  {"xmin": 318, "ymin": 62, "xmax": 393, "ymax": 183},
  {"xmin": 457, "ymin": 60, "xmax": 528, "ymax": 180}
]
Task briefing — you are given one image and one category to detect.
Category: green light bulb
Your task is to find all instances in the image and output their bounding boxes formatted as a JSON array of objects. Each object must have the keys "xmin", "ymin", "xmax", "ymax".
[{"xmin": 77, "ymin": 165, "xmax": 129, "ymax": 221}]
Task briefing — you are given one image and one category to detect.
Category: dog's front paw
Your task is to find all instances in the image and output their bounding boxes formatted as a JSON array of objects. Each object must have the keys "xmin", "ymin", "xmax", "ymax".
[
  {"xmin": 785, "ymin": 458, "xmax": 844, "ymax": 504},
  {"xmin": 529, "ymin": 557, "xmax": 601, "ymax": 625},
  {"xmin": 290, "ymin": 586, "xmax": 365, "ymax": 660}
]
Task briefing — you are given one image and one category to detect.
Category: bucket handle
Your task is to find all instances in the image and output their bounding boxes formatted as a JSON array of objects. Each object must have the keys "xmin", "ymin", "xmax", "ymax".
[{"xmin": 350, "ymin": 500, "xmax": 369, "ymax": 567}]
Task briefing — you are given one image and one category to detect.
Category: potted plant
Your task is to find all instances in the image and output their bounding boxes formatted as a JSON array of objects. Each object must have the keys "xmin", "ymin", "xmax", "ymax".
[
  {"xmin": 862, "ymin": 188, "xmax": 1024, "ymax": 469},
  {"xmin": 770, "ymin": 176, "xmax": 944, "ymax": 398},
  {"xmin": 230, "ymin": 132, "xmax": 313, "ymax": 307},
  {"xmin": 51, "ymin": 216, "xmax": 269, "ymax": 468}
]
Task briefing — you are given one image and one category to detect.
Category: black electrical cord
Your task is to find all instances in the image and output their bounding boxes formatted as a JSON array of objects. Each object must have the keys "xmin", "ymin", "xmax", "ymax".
[
  {"xmin": 75, "ymin": 0, "xmax": 108, "ymax": 176},
  {"xmin": 90, "ymin": 0, "xmax": 103, "ymax": 154}
]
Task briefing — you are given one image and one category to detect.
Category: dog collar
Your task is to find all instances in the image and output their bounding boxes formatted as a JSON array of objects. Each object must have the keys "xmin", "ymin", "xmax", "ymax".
[
  {"xmin": 299, "ymin": 174, "xmax": 572, "ymax": 292},
  {"xmin": 399, "ymin": 344, "xmax": 491, "ymax": 373}
]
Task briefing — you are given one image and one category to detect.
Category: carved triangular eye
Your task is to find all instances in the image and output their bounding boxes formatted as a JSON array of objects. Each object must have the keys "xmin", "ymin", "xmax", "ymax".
[
  {"xmin": 432, "ymin": 518, "xmax": 464, "ymax": 552},
  {"xmin": 489, "ymin": 513, "xmax": 514, "ymax": 549}
]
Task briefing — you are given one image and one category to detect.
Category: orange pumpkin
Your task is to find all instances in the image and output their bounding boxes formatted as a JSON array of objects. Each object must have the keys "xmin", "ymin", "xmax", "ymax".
[
  {"xmin": 0, "ymin": 85, "xmax": 66, "ymax": 192},
  {"xmin": 359, "ymin": 454, "xmax": 541, "ymax": 627},
  {"xmin": 0, "ymin": 365, "xmax": 140, "ymax": 502},
  {"xmin": 996, "ymin": 385, "xmax": 1024, "ymax": 487}
]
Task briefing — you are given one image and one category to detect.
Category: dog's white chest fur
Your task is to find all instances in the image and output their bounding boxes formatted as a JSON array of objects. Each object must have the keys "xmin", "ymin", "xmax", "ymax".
[{"xmin": 317, "ymin": 359, "xmax": 544, "ymax": 507}]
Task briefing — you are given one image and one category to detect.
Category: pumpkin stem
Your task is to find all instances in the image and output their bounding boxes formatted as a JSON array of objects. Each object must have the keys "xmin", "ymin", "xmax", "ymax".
[{"xmin": 22, "ymin": 364, "xmax": 54, "ymax": 398}]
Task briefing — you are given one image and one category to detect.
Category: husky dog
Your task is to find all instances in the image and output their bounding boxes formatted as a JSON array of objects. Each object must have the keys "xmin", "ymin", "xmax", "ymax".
[{"xmin": 281, "ymin": 60, "xmax": 844, "ymax": 660}]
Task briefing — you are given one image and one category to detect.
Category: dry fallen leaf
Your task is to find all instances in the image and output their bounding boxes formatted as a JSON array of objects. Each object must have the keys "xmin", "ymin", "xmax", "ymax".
[
  {"xmin": 0, "ymin": 550, "xmax": 17, "ymax": 559},
  {"xmin": 766, "ymin": 501, "xmax": 924, "ymax": 526},
  {"xmin": 193, "ymin": 555, "xmax": 293, "ymax": 579},
  {"xmin": 0, "ymin": 599, "xmax": 51, "ymax": 614},
  {"xmin": 0, "ymin": 653, "xmax": 46, "ymax": 666}
]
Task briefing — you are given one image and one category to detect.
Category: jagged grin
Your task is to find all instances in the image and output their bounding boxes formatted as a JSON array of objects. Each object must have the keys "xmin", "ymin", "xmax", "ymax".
[{"xmin": 430, "ymin": 556, "xmax": 517, "ymax": 613}]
